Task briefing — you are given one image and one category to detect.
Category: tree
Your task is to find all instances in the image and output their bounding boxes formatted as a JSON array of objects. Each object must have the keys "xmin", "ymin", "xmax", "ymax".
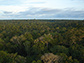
[
  {"xmin": 69, "ymin": 44, "xmax": 84, "ymax": 63},
  {"xmin": 10, "ymin": 35, "xmax": 27, "ymax": 56},
  {"xmin": 0, "ymin": 51, "xmax": 12, "ymax": 63},
  {"xmin": 41, "ymin": 53, "xmax": 62, "ymax": 63},
  {"xmin": 0, "ymin": 38, "xmax": 5, "ymax": 50},
  {"xmin": 23, "ymin": 41, "xmax": 31, "ymax": 55},
  {"xmin": 24, "ymin": 32, "xmax": 33, "ymax": 42},
  {"xmin": 32, "ymin": 60, "xmax": 42, "ymax": 63},
  {"xmin": 50, "ymin": 45, "xmax": 69, "ymax": 55},
  {"xmin": 57, "ymin": 53, "xmax": 79, "ymax": 63},
  {"xmin": 15, "ymin": 55, "xmax": 26, "ymax": 63}
]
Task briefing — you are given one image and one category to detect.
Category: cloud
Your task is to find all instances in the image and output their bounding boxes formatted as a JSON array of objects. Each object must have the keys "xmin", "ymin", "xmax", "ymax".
[
  {"xmin": 29, "ymin": 2, "xmax": 45, "ymax": 4},
  {"xmin": 0, "ymin": 0, "xmax": 45, "ymax": 13},
  {"xmin": 1, "ymin": 7, "xmax": 84, "ymax": 19},
  {"xmin": 0, "ymin": 5, "xmax": 28, "ymax": 13},
  {"xmin": 3, "ymin": 11, "xmax": 13, "ymax": 14}
]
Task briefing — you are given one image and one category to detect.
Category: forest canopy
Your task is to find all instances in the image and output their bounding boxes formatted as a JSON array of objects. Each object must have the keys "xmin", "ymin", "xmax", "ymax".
[{"xmin": 0, "ymin": 20, "xmax": 84, "ymax": 63}]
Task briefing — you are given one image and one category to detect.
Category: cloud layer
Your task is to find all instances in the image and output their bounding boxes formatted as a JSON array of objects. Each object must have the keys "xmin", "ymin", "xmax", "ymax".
[{"xmin": 0, "ymin": 7, "xmax": 84, "ymax": 19}]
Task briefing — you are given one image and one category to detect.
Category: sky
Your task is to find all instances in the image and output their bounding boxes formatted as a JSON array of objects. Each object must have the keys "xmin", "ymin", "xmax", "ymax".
[{"xmin": 0, "ymin": 0, "xmax": 84, "ymax": 19}]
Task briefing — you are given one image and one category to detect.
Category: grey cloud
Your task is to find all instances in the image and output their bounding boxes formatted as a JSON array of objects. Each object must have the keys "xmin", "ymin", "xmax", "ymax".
[
  {"xmin": 1, "ymin": 7, "xmax": 84, "ymax": 19},
  {"xmin": 3, "ymin": 11, "xmax": 13, "ymax": 14},
  {"xmin": 18, "ymin": 8, "xmax": 62, "ymax": 16}
]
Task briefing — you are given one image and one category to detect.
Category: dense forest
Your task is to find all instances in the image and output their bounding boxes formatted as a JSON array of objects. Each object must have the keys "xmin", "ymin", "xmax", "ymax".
[{"xmin": 0, "ymin": 20, "xmax": 84, "ymax": 63}]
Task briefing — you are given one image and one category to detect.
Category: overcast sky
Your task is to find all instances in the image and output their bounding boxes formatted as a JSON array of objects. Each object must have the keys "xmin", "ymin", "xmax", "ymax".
[{"xmin": 0, "ymin": 0, "xmax": 84, "ymax": 19}]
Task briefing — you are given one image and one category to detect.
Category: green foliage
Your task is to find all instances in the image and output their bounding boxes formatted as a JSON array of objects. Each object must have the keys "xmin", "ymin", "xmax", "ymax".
[
  {"xmin": 32, "ymin": 41, "xmax": 47, "ymax": 54},
  {"xmin": 69, "ymin": 44, "xmax": 84, "ymax": 63},
  {"xmin": 0, "ymin": 51, "xmax": 12, "ymax": 63},
  {"xmin": 73, "ymin": 59, "xmax": 79, "ymax": 63},
  {"xmin": 50, "ymin": 45, "xmax": 69, "ymax": 55},
  {"xmin": 32, "ymin": 60, "xmax": 42, "ymax": 63},
  {"xmin": 15, "ymin": 55, "xmax": 26, "ymax": 63},
  {"xmin": 23, "ymin": 41, "xmax": 31, "ymax": 55},
  {"xmin": 0, "ymin": 51, "xmax": 26, "ymax": 63},
  {"xmin": 0, "ymin": 20, "xmax": 84, "ymax": 63},
  {"xmin": 0, "ymin": 38, "xmax": 5, "ymax": 50},
  {"xmin": 57, "ymin": 53, "xmax": 79, "ymax": 63}
]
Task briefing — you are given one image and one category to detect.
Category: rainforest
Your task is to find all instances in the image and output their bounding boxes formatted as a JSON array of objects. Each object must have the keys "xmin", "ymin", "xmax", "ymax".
[{"xmin": 0, "ymin": 20, "xmax": 84, "ymax": 63}]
